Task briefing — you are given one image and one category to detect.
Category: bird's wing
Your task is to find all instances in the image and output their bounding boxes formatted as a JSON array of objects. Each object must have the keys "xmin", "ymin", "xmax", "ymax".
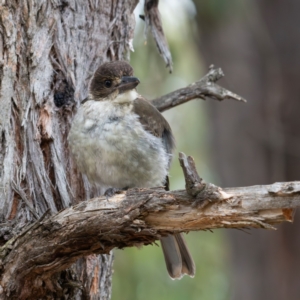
[{"xmin": 133, "ymin": 97, "xmax": 175, "ymax": 156}]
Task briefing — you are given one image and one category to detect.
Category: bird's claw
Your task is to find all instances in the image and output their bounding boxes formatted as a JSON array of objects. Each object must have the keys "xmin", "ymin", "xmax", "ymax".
[{"xmin": 104, "ymin": 188, "xmax": 121, "ymax": 201}]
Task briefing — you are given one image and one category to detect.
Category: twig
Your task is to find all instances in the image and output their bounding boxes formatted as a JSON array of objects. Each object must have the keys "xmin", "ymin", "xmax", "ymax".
[
  {"xmin": 11, "ymin": 180, "xmax": 39, "ymax": 219},
  {"xmin": 151, "ymin": 66, "xmax": 247, "ymax": 112}
]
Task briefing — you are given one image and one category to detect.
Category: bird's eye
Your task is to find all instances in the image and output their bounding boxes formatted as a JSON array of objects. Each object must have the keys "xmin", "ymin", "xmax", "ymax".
[{"xmin": 104, "ymin": 80, "xmax": 112, "ymax": 88}]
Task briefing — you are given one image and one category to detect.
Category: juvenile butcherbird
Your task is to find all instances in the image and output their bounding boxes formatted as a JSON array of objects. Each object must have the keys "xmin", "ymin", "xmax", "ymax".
[{"xmin": 68, "ymin": 61, "xmax": 195, "ymax": 279}]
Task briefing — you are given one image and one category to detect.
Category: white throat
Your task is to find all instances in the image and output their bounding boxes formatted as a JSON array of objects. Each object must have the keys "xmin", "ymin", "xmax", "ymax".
[{"xmin": 114, "ymin": 89, "xmax": 139, "ymax": 104}]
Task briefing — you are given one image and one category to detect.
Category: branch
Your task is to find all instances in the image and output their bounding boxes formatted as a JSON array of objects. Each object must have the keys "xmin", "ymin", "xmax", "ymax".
[
  {"xmin": 151, "ymin": 66, "xmax": 247, "ymax": 112},
  {"xmin": 140, "ymin": 0, "xmax": 173, "ymax": 73},
  {"xmin": 0, "ymin": 154, "xmax": 299, "ymax": 295}
]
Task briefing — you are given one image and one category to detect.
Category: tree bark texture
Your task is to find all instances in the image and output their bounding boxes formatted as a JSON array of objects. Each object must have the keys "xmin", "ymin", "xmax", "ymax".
[
  {"xmin": 1, "ymin": 177, "xmax": 299, "ymax": 299},
  {"xmin": 194, "ymin": 0, "xmax": 300, "ymax": 299},
  {"xmin": 0, "ymin": 0, "xmax": 137, "ymax": 299}
]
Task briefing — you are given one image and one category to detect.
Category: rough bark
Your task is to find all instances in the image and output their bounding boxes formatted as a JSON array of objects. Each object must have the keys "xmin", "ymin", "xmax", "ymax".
[
  {"xmin": 1, "ymin": 176, "xmax": 299, "ymax": 299},
  {"xmin": 0, "ymin": 0, "xmax": 137, "ymax": 299}
]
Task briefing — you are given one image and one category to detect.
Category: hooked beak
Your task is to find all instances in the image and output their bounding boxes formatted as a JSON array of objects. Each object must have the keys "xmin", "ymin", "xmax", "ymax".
[{"xmin": 119, "ymin": 76, "xmax": 140, "ymax": 93}]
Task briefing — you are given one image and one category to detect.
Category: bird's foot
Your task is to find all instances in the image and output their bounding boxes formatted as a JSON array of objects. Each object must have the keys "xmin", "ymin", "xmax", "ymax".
[{"xmin": 104, "ymin": 188, "xmax": 121, "ymax": 201}]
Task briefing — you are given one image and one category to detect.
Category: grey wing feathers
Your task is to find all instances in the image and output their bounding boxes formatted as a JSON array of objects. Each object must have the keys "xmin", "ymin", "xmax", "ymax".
[{"xmin": 133, "ymin": 97, "xmax": 175, "ymax": 156}]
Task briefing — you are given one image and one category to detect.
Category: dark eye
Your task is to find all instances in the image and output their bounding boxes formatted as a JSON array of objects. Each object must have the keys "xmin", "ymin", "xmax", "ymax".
[{"xmin": 104, "ymin": 80, "xmax": 112, "ymax": 88}]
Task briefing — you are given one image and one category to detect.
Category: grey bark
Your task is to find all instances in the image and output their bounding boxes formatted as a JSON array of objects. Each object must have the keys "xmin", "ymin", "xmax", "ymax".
[
  {"xmin": 0, "ymin": 0, "xmax": 137, "ymax": 299},
  {"xmin": 1, "ymin": 173, "xmax": 299, "ymax": 299},
  {"xmin": 142, "ymin": 0, "xmax": 173, "ymax": 72},
  {"xmin": 151, "ymin": 66, "xmax": 246, "ymax": 112}
]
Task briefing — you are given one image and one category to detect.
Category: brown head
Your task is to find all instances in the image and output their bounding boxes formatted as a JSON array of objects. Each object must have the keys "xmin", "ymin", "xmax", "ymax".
[{"xmin": 89, "ymin": 61, "xmax": 140, "ymax": 100}]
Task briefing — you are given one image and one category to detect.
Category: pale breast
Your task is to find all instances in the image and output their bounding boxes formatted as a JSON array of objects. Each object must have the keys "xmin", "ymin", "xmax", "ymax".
[{"xmin": 68, "ymin": 100, "xmax": 170, "ymax": 189}]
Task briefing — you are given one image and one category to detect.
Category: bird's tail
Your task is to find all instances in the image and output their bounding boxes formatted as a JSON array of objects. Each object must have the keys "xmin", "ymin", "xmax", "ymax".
[
  {"xmin": 160, "ymin": 234, "xmax": 195, "ymax": 279},
  {"xmin": 160, "ymin": 176, "xmax": 196, "ymax": 279}
]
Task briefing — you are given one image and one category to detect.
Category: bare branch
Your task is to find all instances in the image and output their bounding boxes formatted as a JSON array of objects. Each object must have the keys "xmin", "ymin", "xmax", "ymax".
[
  {"xmin": 151, "ymin": 66, "xmax": 247, "ymax": 112},
  {"xmin": 1, "ymin": 175, "xmax": 299, "ymax": 296},
  {"xmin": 141, "ymin": 0, "xmax": 173, "ymax": 73}
]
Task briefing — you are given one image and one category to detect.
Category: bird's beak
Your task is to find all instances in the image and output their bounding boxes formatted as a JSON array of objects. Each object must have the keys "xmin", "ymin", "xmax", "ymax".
[{"xmin": 119, "ymin": 76, "xmax": 140, "ymax": 93}]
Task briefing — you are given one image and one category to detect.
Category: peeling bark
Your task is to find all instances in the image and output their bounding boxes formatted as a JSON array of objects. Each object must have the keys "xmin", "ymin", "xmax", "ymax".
[
  {"xmin": 0, "ymin": 0, "xmax": 138, "ymax": 299},
  {"xmin": 0, "ymin": 177, "xmax": 299, "ymax": 298}
]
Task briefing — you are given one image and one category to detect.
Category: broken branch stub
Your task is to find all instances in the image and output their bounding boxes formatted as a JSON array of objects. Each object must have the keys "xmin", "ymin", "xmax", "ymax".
[
  {"xmin": 179, "ymin": 152, "xmax": 232, "ymax": 209},
  {"xmin": 179, "ymin": 152, "xmax": 205, "ymax": 197}
]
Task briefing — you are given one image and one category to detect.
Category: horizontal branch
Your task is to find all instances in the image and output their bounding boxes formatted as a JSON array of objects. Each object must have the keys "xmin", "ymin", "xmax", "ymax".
[
  {"xmin": 0, "ymin": 176, "xmax": 299, "ymax": 295},
  {"xmin": 151, "ymin": 66, "xmax": 247, "ymax": 112}
]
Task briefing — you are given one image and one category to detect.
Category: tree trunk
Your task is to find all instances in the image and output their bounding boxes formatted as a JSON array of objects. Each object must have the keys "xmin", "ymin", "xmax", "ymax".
[
  {"xmin": 194, "ymin": 0, "xmax": 300, "ymax": 299},
  {"xmin": 0, "ymin": 0, "xmax": 137, "ymax": 298}
]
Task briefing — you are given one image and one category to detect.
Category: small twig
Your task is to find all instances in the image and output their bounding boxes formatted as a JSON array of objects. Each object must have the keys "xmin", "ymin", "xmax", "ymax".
[
  {"xmin": 151, "ymin": 66, "xmax": 247, "ymax": 112},
  {"xmin": 11, "ymin": 180, "xmax": 39, "ymax": 219}
]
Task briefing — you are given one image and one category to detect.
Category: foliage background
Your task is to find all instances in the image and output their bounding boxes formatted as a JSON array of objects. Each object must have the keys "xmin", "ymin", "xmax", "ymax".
[{"xmin": 112, "ymin": 1, "xmax": 300, "ymax": 299}]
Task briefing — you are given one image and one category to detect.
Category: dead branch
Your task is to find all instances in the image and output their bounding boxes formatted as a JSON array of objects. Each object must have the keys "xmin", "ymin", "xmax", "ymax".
[
  {"xmin": 141, "ymin": 0, "xmax": 173, "ymax": 73},
  {"xmin": 0, "ymin": 153, "xmax": 298, "ymax": 296},
  {"xmin": 151, "ymin": 66, "xmax": 247, "ymax": 112}
]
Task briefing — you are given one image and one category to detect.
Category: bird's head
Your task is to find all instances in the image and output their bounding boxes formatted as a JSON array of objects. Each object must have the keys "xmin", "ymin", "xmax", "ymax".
[{"xmin": 89, "ymin": 61, "xmax": 140, "ymax": 102}]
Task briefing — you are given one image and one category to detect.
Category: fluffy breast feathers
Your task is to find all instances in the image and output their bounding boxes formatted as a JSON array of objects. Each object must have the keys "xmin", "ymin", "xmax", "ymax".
[{"xmin": 68, "ymin": 98, "xmax": 174, "ymax": 189}]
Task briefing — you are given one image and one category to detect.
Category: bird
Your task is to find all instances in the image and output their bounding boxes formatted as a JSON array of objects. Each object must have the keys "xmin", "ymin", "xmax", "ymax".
[{"xmin": 68, "ymin": 60, "xmax": 195, "ymax": 279}]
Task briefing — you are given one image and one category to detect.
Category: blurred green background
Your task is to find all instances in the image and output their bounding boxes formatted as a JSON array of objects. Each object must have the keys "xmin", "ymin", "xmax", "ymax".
[
  {"xmin": 112, "ymin": 1, "xmax": 230, "ymax": 300},
  {"xmin": 112, "ymin": 1, "xmax": 300, "ymax": 300}
]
